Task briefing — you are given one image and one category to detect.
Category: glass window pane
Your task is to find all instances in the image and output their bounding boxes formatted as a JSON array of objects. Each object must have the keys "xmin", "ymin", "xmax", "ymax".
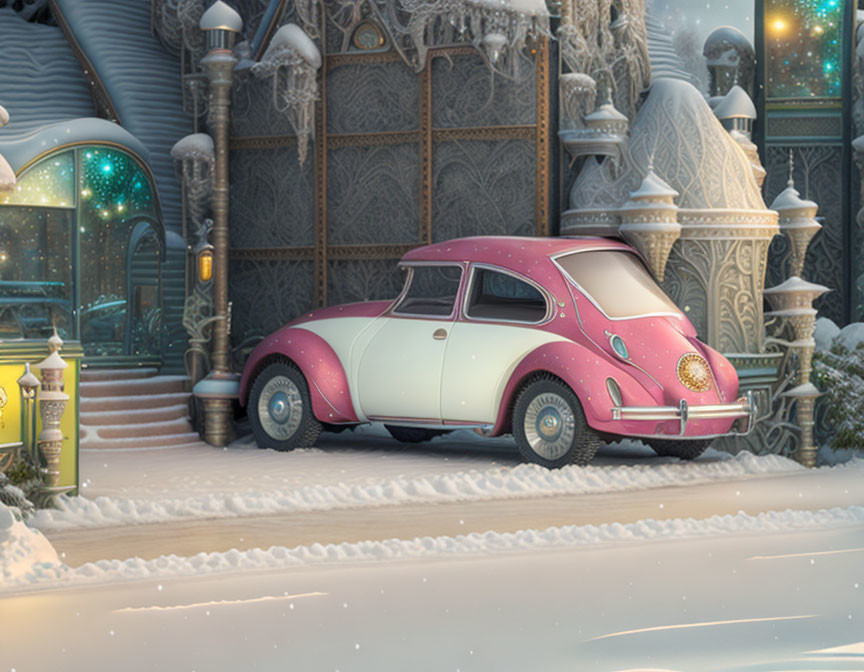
[
  {"xmin": 394, "ymin": 265, "xmax": 462, "ymax": 316},
  {"xmin": 466, "ymin": 268, "xmax": 547, "ymax": 322},
  {"xmin": 0, "ymin": 206, "xmax": 74, "ymax": 339},
  {"xmin": 3, "ymin": 152, "xmax": 75, "ymax": 208},
  {"xmin": 77, "ymin": 147, "xmax": 161, "ymax": 358},
  {"xmin": 556, "ymin": 251, "xmax": 680, "ymax": 319},
  {"xmin": 765, "ymin": 0, "xmax": 844, "ymax": 99}
]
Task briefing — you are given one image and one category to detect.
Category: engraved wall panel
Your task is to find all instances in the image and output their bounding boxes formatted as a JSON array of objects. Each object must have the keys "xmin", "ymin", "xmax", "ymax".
[
  {"xmin": 326, "ymin": 62, "xmax": 419, "ymax": 134},
  {"xmin": 326, "ymin": 143, "xmax": 420, "ymax": 245},
  {"xmin": 431, "ymin": 139, "xmax": 536, "ymax": 242},
  {"xmin": 229, "ymin": 259, "xmax": 316, "ymax": 342},
  {"xmin": 765, "ymin": 144, "xmax": 846, "ymax": 324},
  {"xmin": 231, "ymin": 76, "xmax": 297, "ymax": 138},
  {"xmin": 431, "ymin": 53, "xmax": 537, "ymax": 129},
  {"xmin": 229, "ymin": 147, "xmax": 315, "ymax": 249},
  {"xmin": 326, "ymin": 259, "xmax": 405, "ymax": 307}
]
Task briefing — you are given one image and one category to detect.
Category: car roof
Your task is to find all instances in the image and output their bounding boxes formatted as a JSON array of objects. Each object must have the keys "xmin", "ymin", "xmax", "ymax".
[{"xmin": 401, "ymin": 236, "xmax": 634, "ymax": 274}]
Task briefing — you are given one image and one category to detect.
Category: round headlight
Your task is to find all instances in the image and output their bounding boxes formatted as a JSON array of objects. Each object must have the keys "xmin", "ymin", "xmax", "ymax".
[{"xmin": 677, "ymin": 353, "xmax": 712, "ymax": 392}]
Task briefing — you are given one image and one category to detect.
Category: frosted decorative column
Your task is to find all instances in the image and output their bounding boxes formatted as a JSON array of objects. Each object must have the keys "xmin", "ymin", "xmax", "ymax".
[
  {"xmin": 763, "ymin": 170, "xmax": 828, "ymax": 468},
  {"xmin": 196, "ymin": 1, "xmax": 243, "ymax": 447},
  {"xmin": 34, "ymin": 332, "xmax": 73, "ymax": 504}
]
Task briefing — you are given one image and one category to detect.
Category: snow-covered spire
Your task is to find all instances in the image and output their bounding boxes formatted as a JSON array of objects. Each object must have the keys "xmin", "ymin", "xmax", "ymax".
[
  {"xmin": 770, "ymin": 152, "xmax": 820, "ymax": 278},
  {"xmin": 199, "ymin": 1, "xmax": 243, "ymax": 33},
  {"xmin": 618, "ymin": 168, "xmax": 681, "ymax": 282}
]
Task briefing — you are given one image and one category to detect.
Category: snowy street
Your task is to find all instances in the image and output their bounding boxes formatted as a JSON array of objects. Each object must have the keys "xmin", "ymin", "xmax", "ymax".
[
  {"xmin": 3, "ymin": 427, "xmax": 863, "ymax": 671},
  {"xmin": 2, "ymin": 518, "xmax": 862, "ymax": 671}
]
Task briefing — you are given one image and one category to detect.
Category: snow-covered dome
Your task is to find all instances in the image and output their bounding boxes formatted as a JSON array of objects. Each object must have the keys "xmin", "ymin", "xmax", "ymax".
[
  {"xmin": 703, "ymin": 26, "xmax": 754, "ymax": 64},
  {"xmin": 199, "ymin": 1, "xmax": 243, "ymax": 33},
  {"xmin": 627, "ymin": 169, "xmax": 679, "ymax": 201},
  {"xmin": 171, "ymin": 133, "xmax": 215, "ymax": 162},
  {"xmin": 0, "ymin": 105, "xmax": 8, "ymax": 128},
  {"xmin": 268, "ymin": 23, "xmax": 322, "ymax": 69},
  {"xmin": 713, "ymin": 85, "xmax": 756, "ymax": 120},
  {"xmin": 623, "ymin": 78, "xmax": 769, "ymax": 211},
  {"xmin": 770, "ymin": 181, "xmax": 818, "ymax": 214}
]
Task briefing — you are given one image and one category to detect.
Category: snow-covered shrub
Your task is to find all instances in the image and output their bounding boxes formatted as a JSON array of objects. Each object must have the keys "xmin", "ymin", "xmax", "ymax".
[
  {"xmin": 0, "ymin": 501, "xmax": 62, "ymax": 588},
  {"xmin": 813, "ymin": 321, "xmax": 864, "ymax": 451}
]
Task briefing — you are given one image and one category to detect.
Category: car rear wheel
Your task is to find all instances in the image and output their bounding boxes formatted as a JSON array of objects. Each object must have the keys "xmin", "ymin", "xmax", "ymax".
[
  {"xmin": 385, "ymin": 425, "xmax": 448, "ymax": 443},
  {"xmin": 249, "ymin": 361, "xmax": 321, "ymax": 452},
  {"xmin": 512, "ymin": 376, "xmax": 602, "ymax": 468},
  {"xmin": 647, "ymin": 438, "xmax": 713, "ymax": 460}
]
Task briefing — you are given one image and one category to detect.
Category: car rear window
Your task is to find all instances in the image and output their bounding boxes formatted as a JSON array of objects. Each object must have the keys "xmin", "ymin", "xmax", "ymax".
[{"xmin": 556, "ymin": 250, "xmax": 681, "ymax": 318}]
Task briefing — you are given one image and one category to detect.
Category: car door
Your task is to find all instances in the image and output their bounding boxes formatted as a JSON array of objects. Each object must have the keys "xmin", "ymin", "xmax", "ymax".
[
  {"xmin": 440, "ymin": 265, "xmax": 566, "ymax": 424},
  {"xmin": 356, "ymin": 263, "xmax": 463, "ymax": 422}
]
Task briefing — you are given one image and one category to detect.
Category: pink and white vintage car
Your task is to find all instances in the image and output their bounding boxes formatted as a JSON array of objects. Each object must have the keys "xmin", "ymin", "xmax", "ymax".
[{"xmin": 239, "ymin": 236, "xmax": 755, "ymax": 467}]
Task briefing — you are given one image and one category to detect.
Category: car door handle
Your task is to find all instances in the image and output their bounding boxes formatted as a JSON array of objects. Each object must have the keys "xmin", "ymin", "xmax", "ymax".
[{"xmin": 433, "ymin": 328, "xmax": 447, "ymax": 341}]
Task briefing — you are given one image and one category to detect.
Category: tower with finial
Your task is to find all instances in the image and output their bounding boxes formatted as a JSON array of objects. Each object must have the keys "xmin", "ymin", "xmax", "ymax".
[
  {"xmin": 617, "ymin": 158, "xmax": 681, "ymax": 282},
  {"xmin": 770, "ymin": 150, "xmax": 821, "ymax": 278}
]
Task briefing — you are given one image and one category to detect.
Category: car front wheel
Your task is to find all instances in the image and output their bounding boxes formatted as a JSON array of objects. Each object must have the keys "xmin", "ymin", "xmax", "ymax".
[
  {"xmin": 249, "ymin": 361, "xmax": 322, "ymax": 451},
  {"xmin": 512, "ymin": 376, "xmax": 602, "ymax": 468}
]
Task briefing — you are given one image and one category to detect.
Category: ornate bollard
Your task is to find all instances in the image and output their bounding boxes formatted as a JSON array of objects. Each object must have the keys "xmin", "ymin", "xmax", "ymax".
[{"xmin": 33, "ymin": 332, "xmax": 74, "ymax": 505}]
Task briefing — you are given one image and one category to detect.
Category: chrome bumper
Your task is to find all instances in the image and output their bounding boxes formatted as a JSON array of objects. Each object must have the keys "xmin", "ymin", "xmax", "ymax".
[{"xmin": 611, "ymin": 391, "xmax": 757, "ymax": 437}]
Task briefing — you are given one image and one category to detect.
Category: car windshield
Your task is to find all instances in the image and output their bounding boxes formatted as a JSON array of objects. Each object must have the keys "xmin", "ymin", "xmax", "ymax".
[{"xmin": 555, "ymin": 250, "xmax": 681, "ymax": 319}]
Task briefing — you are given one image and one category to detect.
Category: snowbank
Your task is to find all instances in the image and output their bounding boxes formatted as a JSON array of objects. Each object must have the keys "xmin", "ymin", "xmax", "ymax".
[
  {"xmin": 30, "ymin": 450, "xmax": 809, "ymax": 532},
  {"xmin": 15, "ymin": 505, "xmax": 864, "ymax": 593},
  {"xmin": 0, "ymin": 502, "xmax": 64, "ymax": 588}
]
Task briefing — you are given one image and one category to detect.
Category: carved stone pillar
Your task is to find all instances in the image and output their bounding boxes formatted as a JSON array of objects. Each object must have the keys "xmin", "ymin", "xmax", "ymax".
[{"xmin": 663, "ymin": 210, "xmax": 779, "ymax": 354}]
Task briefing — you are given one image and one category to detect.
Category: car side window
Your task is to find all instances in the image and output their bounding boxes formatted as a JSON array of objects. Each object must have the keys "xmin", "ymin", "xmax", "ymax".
[
  {"xmin": 465, "ymin": 268, "xmax": 548, "ymax": 323},
  {"xmin": 393, "ymin": 265, "xmax": 463, "ymax": 317}
]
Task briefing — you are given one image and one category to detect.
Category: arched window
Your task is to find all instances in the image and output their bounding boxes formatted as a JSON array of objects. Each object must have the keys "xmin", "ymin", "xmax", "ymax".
[{"xmin": 0, "ymin": 145, "xmax": 165, "ymax": 363}]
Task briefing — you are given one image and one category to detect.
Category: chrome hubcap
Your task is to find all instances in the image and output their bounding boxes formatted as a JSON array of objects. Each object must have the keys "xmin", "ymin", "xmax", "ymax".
[
  {"xmin": 258, "ymin": 375, "xmax": 303, "ymax": 440},
  {"xmin": 523, "ymin": 393, "xmax": 575, "ymax": 461}
]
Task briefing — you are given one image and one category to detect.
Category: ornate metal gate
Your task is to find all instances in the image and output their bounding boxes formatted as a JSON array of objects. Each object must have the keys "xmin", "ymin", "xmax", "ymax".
[{"xmin": 228, "ymin": 27, "xmax": 550, "ymax": 344}]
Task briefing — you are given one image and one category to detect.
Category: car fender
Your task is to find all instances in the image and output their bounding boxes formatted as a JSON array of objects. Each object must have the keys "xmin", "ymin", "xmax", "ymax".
[
  {"xmin": 491, "ymin": 341, "xmax": 658, "ymax": 435},
  {"xmin": 239, "ymin": 327, "xmax": 359, "ymax": 424}
]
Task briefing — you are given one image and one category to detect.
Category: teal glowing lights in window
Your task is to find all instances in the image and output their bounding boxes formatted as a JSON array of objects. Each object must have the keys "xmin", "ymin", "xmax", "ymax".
[{"xmin": 765, "ymin": 0, "xmax": 844, "ymax": 99}]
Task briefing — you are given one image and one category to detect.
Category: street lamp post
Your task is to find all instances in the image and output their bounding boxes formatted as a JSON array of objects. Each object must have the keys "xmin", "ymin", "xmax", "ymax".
[
  {"xmin": 16, "ymin": 363, "xmax": 39, "ymax": 466},
  {"xmin": 195, "ymin": 1, "xmax": 243, "ymax": 447}
]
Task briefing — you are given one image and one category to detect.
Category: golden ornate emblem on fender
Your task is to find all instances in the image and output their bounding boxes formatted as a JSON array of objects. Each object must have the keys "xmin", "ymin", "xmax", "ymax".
[{"xmin": 677, "ymin": 353, "xmax": 712, "ymax": 393}]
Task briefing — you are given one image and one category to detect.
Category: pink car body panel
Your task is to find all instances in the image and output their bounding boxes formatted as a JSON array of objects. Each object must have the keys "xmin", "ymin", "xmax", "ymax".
[
  {"xmin": 240, "ymin": 237, "xmax": 747, "ymax": 440},
  {"xmin": 239, "ymin": 301, "xmax": 391, "ymax": 422}
]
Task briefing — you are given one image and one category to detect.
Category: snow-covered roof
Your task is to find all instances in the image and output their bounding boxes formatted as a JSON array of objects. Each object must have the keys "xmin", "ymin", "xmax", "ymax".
[
  {"xmin": 713, "ymin": 85, "xmax": 756, "ymax": 120},
  {"xmin": 770, "ymin": 183, "xmax": 818, "ymax": 213},
  {"xmin": 764, "ymin": 277, "xmax": 830, "ymax": 295},
  {"xmin": 200, "ymin": 0, "xmax": 243, "ymax": 32},
  {"xmin": 0, "ymin": 8, "xmax": 95, "ymax": 143},
  {"xmin": 853, "ymin": 135, "xmax": 864, "ymax": 154},
  {"xmin": 0, "ymin": 118, "xmax": 150, "ymax": 174},
  {"xmin": 472, "ymin": 0, "xmax": 549, "ymax": 16}
]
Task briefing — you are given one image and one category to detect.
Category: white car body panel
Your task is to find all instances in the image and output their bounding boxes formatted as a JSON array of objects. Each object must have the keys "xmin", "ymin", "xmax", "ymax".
[
  {"xmin": 440, "ymin": 321, "xmax": 569, "ymax": 423},
  {"xmin": 356, "ymin": 317, "xmax": 452, "ymax": 420}
]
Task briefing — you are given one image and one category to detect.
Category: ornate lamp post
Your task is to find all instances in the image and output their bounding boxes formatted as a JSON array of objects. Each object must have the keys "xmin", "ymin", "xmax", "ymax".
[
  {"xmin": 194, "ymin": 1, "xmax": 243, "ymax": 447},
  {"xmin": 16, "ymin": 363, "xmax": 40, "ymax": 465}
]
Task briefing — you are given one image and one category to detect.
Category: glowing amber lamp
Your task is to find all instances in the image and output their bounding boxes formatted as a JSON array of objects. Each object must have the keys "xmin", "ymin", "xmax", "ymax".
[{"xmin": 198, "ymin": 247, "xmax": 214, "ymax": 283}]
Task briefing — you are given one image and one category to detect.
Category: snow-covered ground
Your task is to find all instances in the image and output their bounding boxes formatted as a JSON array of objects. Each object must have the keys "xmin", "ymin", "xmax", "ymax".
[
  {"xmin": 1, "ymin": 510, "xmax": 862, "ymax": 671},
  {"xmin": 32, "ymin": 426, "xmax": 833, "ymax": 531}
]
